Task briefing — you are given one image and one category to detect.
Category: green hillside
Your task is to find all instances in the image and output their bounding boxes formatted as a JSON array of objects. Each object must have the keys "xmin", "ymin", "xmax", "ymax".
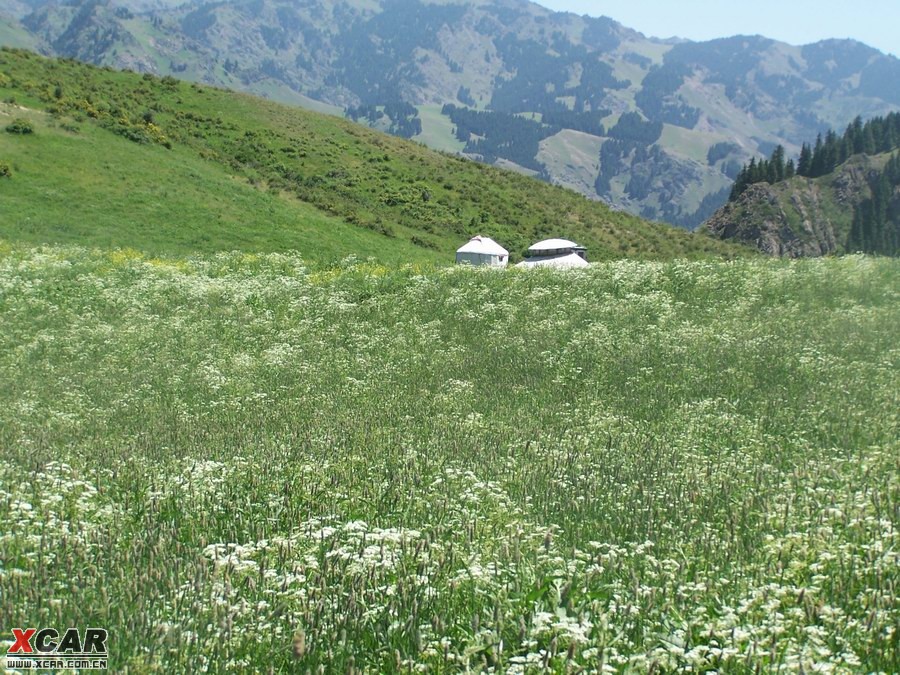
[
  {"xmin": 0, "ymin": 48, "xmax": 746, "ymax": 265},
  {"xmin": 0, "ymin": 93, "xmax": 437, "ymax": 265}
]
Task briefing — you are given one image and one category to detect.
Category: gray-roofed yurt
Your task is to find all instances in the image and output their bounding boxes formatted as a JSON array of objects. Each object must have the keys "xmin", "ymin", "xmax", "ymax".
[
  {"xmin": 516, "ymin": 238, "xmax": 589, "ymax": 269},
  {"xmin": 455, "ymin": 236, "xmax": 509, "ymax": 267}
]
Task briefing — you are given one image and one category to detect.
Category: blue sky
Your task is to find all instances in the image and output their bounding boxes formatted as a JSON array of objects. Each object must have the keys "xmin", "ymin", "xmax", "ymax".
[{"xmin": 534, "ymin": 1, "xmax": 899, "ymax": 57}]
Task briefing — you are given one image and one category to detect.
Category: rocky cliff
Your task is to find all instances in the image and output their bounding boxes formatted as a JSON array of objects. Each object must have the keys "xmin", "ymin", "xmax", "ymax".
[{"xmin": 704, "ymin": 154, "xmax": 895, "ymax": 257}]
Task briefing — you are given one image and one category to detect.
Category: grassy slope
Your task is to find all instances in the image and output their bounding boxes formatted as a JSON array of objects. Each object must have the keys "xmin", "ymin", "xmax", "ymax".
[
  {"xmin": 0, "ymin": 103, "xmax": 441, "ymax": 265},
  {"xmin": 414, "ymin": 104, "xmax": 464, "ymax": 153},
  {"xmin": 0, "ymin": 48, "xmax": 750, "ymax": 264},
  {"xmin": 537, "ymin": 129, "xmax": 603, "ymax": 198}
]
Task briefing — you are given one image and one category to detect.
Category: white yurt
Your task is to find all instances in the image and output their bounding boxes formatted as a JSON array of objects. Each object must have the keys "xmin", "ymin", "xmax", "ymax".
[
  {"xmin": 516, "ymin": 238, "xmax": 589, "ymax": 269},
  {"xmin": 455, "ymin": 235, "xmax": 509, "ymax": 267}
]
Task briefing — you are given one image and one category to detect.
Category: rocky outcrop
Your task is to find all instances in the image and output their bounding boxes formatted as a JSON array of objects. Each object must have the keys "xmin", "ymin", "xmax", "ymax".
[{"xmin": 704, "ymin": 155, "xmax": 888, "ymax": 257}]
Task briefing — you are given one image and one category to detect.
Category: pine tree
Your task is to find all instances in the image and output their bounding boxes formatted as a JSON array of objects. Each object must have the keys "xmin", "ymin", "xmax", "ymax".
[
  {"xmin": 838, "ymin": 136, "xmax": 852, "ymax": 164},
  {"xmin": 824, "ymin": 130, "xmax": 840, "ymax": 174},
  {"xmin": 862, "ymin": 124, "xmax": 877, "ymax": 155},
  {"xmin": 772, "ymin": 145, "xmax": 786, "ymax": 182},
  {"xmin": 797, "ymin": 143, "xmax": 812, "ymax": 176},
  {"xmin": 850, "ymin": 116, "xmax": 865, "ymax": 154},
  {"xmin": 810, "ymin": 134, "xmax": 826, "ymax": 177}
]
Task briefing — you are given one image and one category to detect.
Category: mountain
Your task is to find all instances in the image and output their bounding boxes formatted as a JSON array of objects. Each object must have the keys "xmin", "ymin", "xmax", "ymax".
[
  {"xmin": 0, "ymin": 14, "xmax": 38, "ymax": 48},
  {"xmin": 704, "ymin": 113, "xmax": 900, "ymax": 257},
  {"xmin": 0, "ymin": 48, "xmax": 746, "ymax": 263},
  {"xmin": 3, "ymin": 0, "xmax": 899, "ymax": 231}
]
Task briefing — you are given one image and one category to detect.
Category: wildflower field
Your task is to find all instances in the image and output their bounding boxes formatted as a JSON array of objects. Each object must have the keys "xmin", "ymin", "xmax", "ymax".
[{"xmin": 0, "ymin": 246, "xmax": 897, "ymax": 673}]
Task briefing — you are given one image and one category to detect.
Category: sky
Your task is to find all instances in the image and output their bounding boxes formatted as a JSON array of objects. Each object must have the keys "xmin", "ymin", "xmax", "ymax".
[{"xmin": 534, "ymin": 0, "xmax": 900, "ymax": 58}]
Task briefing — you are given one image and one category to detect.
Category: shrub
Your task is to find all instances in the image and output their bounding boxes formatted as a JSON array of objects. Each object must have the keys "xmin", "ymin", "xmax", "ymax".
[
  {"xmin": 410, "ymin": 235, "xmax": 438, "ymax": 249},
  {"xmin": 0, "ymin": 162, "xmax": 11, "ymax": 178},
  {"xmin": 5, "ymin": 118, "xmax": 34, "ymax": 134}
]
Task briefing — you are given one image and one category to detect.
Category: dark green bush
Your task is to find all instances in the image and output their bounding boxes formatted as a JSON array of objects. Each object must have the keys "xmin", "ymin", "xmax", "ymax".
[
  {"xmin": 410, "ymin": 235, "xmax": 438, "ymax": 249},
  {"xmin": 5, "ymin": 118, "xmax": 34, "ymax": 134},
  {"xmin": 0, "ymin": 162, "xmax": 12, "ymax": 178}
]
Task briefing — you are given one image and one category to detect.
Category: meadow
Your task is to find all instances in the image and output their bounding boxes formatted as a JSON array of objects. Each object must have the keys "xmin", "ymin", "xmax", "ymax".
[{"xmin": 0, "ymin": 245, "xmax": 897, "ymax": 672}]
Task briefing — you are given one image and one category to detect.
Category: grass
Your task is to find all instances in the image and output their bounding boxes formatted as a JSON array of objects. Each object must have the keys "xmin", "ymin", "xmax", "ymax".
[
  {"xmin": 0, "ymin": 104, "xmax": 442, "ymax": 266},
  {"xmin": 619, "ymin": 39, "xmax": 671, "ymax": 66},
  {"xmin": 537, "ymin": 130, "xmax": 605, "ymax": 205},
  {"xmin": 0, "ymin": 48, "xmax": 750, "ymax": 264},
  {"xmin": 658, "ymin": 124, "xmax": 726, "ymax": 165},
  {"xmin": 414, "ymin": 104, "xmax": 465, "ymax": 154},
  {"xmin": 608, "ymin": 58, "xmax": 649, "ymax": 89},
  {"xmin": 537, "ymin": 129, "xmax": 603, "ymax": 194},
  {"xmin": 0, "ymin": 244, "xmax": 897, "ymax": 672}
]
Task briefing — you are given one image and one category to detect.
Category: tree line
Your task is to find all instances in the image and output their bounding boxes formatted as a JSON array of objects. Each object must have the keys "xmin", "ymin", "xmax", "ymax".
[
  {"xmin": 730, "ymin": 112, "xmax": 900, "ymax": 200},
  {"xmin": 346, "ymin": 101, "xmax": 422, "ymax": 138},
  {"xmin": 442, "ymin": 104, "xmax": 557, "ymax": 174},
  {"xmin": 848, "ymin": 152, "xmax": 900, "ymax": 255},
  {"xmin": 595, "ymin": 112, "xmax": 665, "ymax": 196}
]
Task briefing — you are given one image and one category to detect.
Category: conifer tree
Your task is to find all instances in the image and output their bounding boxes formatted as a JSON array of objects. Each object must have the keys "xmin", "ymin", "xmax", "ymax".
[
  {"xmin": 850, "ymin": 116, "xmax": 865, "ymax": 154},
  {"xmin": 772, "ymin": 145, "xmax": 786, "ymax": 182},
  {"xmin": 810, "ymin": 134, "xmax": 826, "ymax": 177},
  {"xmin": 797, "ymin": 143, "xmax": 812, "ymax": 176},
  {"xmin": 863, "ymin": 125, "xmax": 877, "ymax": 155}
]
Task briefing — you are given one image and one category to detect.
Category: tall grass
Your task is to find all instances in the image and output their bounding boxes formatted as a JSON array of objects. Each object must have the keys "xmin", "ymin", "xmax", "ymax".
[{"xmin": 0, "ymin": 246, "xmax": 897, "ymax": 672}]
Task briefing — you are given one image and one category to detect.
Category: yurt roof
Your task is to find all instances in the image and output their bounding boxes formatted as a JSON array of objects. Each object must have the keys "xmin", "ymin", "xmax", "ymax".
[
  {"xmin": 515, "ymin": 252, "xmax": 590, "ymax": 269},
  {"xmin": 456, "ymin": 236, "xmax": 509, "ymax": 256},
  {"xmin": 528, "ymin": 238, "xmax": 582, "ymax": 253}
]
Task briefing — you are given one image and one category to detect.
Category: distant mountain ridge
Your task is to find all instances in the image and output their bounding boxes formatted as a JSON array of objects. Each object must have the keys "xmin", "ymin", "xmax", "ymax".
[{"xmin": 2, "ymin": 0, "xmax": 900, "ymax": 228}]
